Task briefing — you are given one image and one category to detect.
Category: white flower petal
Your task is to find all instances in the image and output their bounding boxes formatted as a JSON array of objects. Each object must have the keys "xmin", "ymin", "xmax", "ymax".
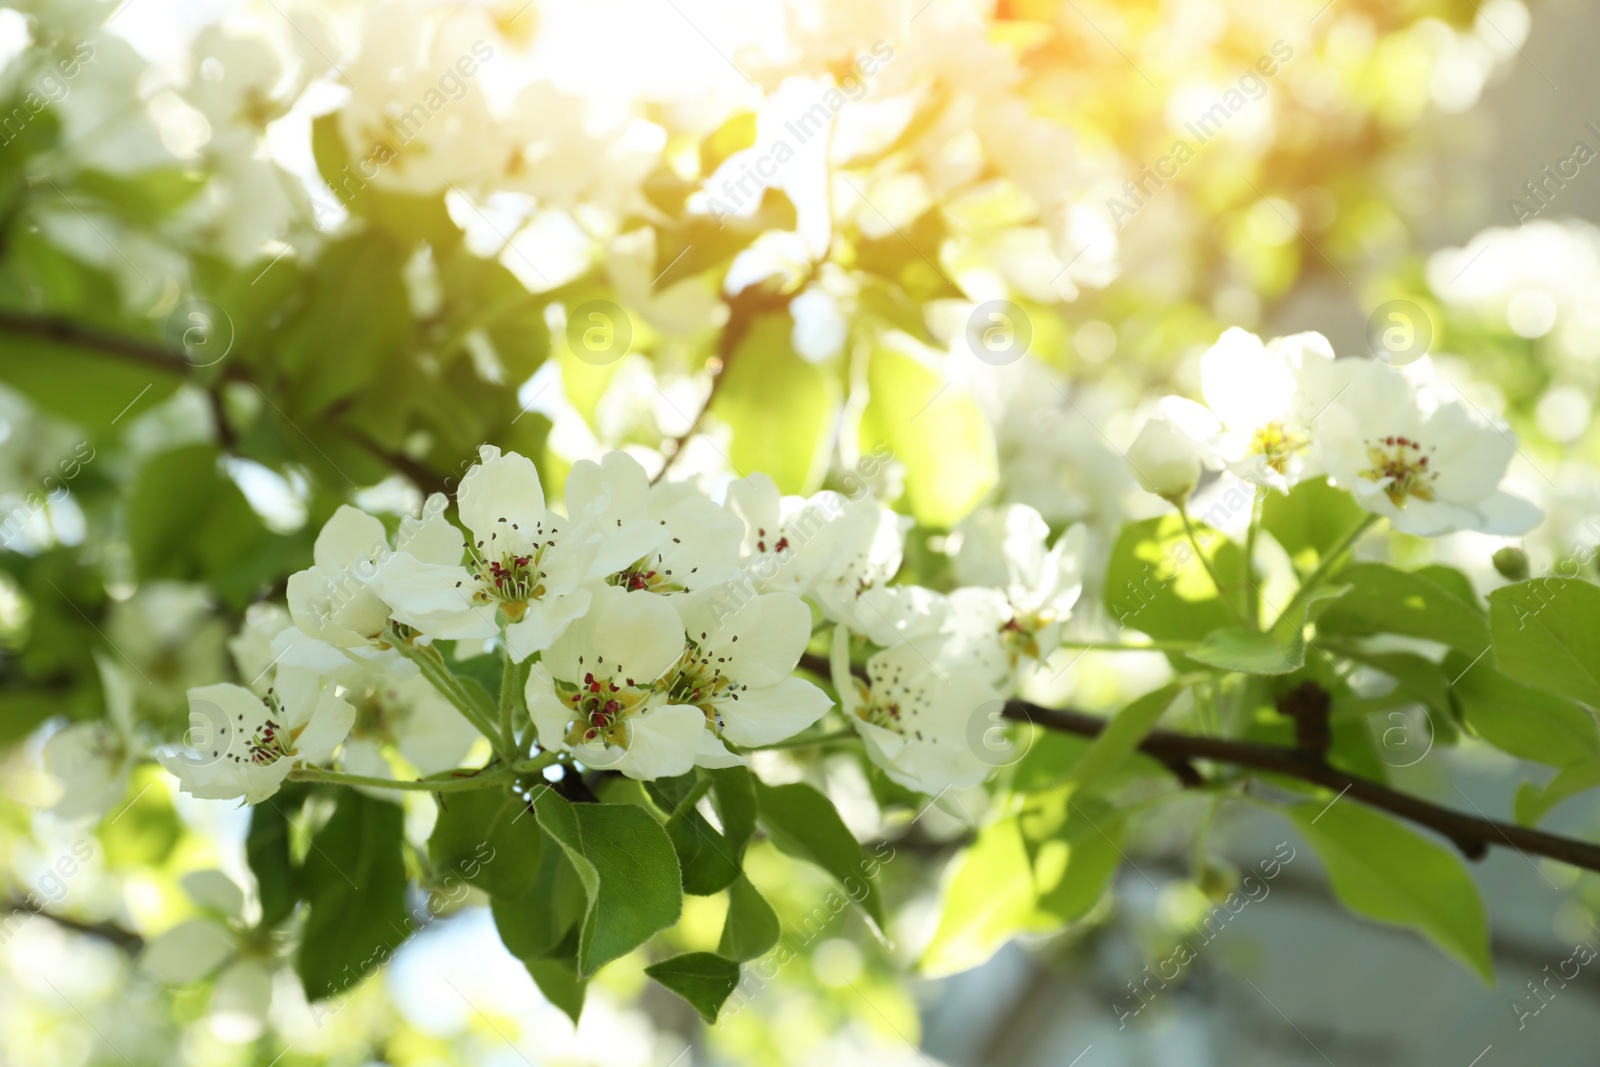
[
  {"xmin": 313, "ymin": 506, "xmax": 388, "ymax": 574},
  {"xmin": 181, "ymin": 870, "xmax": 245, "ymax": 919},
  {"xmin": 717, "ymin": 676, "xmax": 832, "ymax": 747},
  {"xmin": 294, "ymin": 690, "xmax": 357, "ymax": 765},
  {"xmin": 141, "ymin": 919, "xmax": 234, "ymax": 984},
  {"xmin": 504, "ymin": 588, "xmax": 593, "ymax": 662},
  {"xmin": 614, "ymin": 703, "xmax": 703, "ymax": 780},
  {"xmin": 458, "ymin": 446, "xmax": 546, "ymax": 543}
]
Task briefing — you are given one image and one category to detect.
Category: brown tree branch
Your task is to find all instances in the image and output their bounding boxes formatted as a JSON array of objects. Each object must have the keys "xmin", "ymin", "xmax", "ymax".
[
  {"xmin": 795, "ymin": 651, "xmax": 1600, "ymax": 874},
  {"xmin": 1002, "ymin": 700, "xmax": 1600, "ymax": 871},
  {"xmin": 651, "ymin": 282, "xmax": 794, "ymax": 485},
  {"xmin": 3, "ymin": 899, "xmax": 144, "ymax": 953},
  {"xmin": 0, "ymin": 308, "xmax": 194, "ymax": 378}
]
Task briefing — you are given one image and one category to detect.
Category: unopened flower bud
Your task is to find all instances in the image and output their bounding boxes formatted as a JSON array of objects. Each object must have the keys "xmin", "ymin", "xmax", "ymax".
[
  {"xmin": 1128, "ymin": 416, "xmax": 1203, "ymax": 503},
  {"xmin": 1492, "ymin": 546, "xmax": 1530, "ymax": 582}
]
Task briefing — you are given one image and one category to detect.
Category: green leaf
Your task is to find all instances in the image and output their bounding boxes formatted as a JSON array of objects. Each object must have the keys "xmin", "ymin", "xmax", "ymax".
[
  {"xmin": 1103, "ymin": 515, "xmax": 1247, "ymax": 640},
  {"xmin": 532, "ymin": 793, "xmax": 683, "ymax": 976},
  {"xmin": 665, "ymin": 805, "xmax": 741, "ymax": 896},
  {"xmin": 860, "ymin": 330, "xmax": 996, "ymax": 527},
  {"xmin": 274, "ymin": 234, "xmax": 410, "ymax": 418},
  {"xmin": 709, "ymin": 766, "xmax": 758, "ymax": 863},
  {"xmin": 1336, "ymin": 650, "xmax": 1453, "ymax": 718},
  {"xmin": 1447, "ymin": 652, "xmax": 1600, "ymax": 768},
  {"xmin": 645, "ymin": 772, "xmax": 741, "ymax": 895},
  {"xmin": 701, "ymin": 112, "xmax": 758, "ymax": 175},
  {"xmin": 855, "ymin": 208, "xmax": 963, "ymax": 301},
  {"xmin": 126, "ymin": 444, "xmax": 290, "ymax": 606},
  {"xmin": 653, "ymin": 188, "xmax": 796, "ymax": 289},
  {"xmin": 718, "ymin": 875, "xmax": 781, "ymax": 962},
  {"xmin": 645, "ymin": 953, "xmax": 741, "ymax": 1023},
  {"xmin": 1289, "ymin": 801, "xmax": 1491, "ymax": 982},
  {"xmin": 921, "ymin": 795, "xmax": 1121, "ymax": 977},
  {"xmin": 1061, "ymin": 684, "xmax": 1183, "ymax": 796},
  {"xmin": 1515, "ymin": 764, "xmax": 1600, "ymax": 826},
  {"xmin": 1489, "ymin": 579, "xmax": 1600, "ymax": 709},
  {"xmin": 711, "ymin": 314, "xmax": 839, "ymax": 494},
  {"xmin": 1019, "ymin": 794, "xmax": 1123, "ymax": 924},
  {"xmin": 1316, "ymin": 563, "xmax": 1491, "ymax": 655},
  {"xmin": 491, "ymin": 843, "xmax": 587, "ymax": 961},
  {"xmin": 525, "ymin": 956, "xmax": 588, "ymax": 1024},
  {"xmin": 1414, "ymin": 565, "xmax": 1481, "ymax": 608},
  {"xmin": 0, "ymin": 331, "xmax": 183, "ymax": 426},
  {"xmin": 74, "ymin": 166, "xmax": 207, "ymax": 224},
  {"xmin": 246, "ymin": 795, "xmax": 299, "ymax": 929},
  {"xmin": 1187, "ymin": 627, "xmax": 1305, "ymax": 675},
  {"xmin": 1261, "ymin": 477, "xmax": 1368, "ymax": 570},
  {"xmin": 296, "ymin": 792, "xmax": 410, "ymax": 999},
  {"xmin": 753, "ymin": 780, "xmax": 885, "ymax": 928},
  {"xmin": 428, "ymin": 787, "xmax": 543, "ymax": 899}
]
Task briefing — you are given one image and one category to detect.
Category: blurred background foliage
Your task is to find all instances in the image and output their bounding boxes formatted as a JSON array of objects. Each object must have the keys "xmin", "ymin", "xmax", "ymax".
[{"xmin": 3, "ymin": 0, "xmax": 1600, "ymax": 1064}]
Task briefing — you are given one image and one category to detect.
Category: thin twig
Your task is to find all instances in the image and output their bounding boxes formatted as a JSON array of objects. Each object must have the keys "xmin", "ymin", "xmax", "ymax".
[
  {"xmin": 1006, "ymin": 699, "xmax": 1600, "ymax": 873},
  {"xmin": 2, "ymin": 900, "xmax": 144, "ymax": 953},
  {"xmin": 798, "ymin": 651, "xmax": 1600, "ymax": 873}
]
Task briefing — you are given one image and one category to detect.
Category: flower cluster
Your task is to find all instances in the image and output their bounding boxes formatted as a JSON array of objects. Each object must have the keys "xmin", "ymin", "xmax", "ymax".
[
  {"xmin": 131, "ymin": 328, "xmax": 1547, "ymax": 809},
  {"xmin": 1126, "ymin": 328, "xmax": 1542, "ymax": 537},
  {"xmin": 144, "ymin": 446, "xmax": 1089, "ymax": 803}
]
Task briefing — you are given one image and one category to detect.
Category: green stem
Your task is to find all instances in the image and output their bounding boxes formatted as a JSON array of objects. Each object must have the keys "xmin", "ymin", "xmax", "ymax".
[
  {"xmin": 739, "ymin": 728, "xmax": 860, "ymax": 752},
  {"xmin": 514, "ymin": 751, "xmax": 563, "ymax": 775},
  {"xmin": 289, "ymin": 765, "xmax": 514, "ymax": 793},
  {"xmin": 1191, "ymin": 793, "xmax": 1224, "ymax": 882},
  {"xmin": 387, "ymin": 628, "xmax": 503, "ymax": 745},
  {"xmin": 667, "ymin": 776, "xmax": 715, "ymax": 819},
  {"xmin": 1057, "ymin": 640, "xmax": 1198, "ymax": 654},
  {"xmin": 1178, "ymin": 504, "xmax": 1251, "ymax": 627},
  {"xmin": 498, "ymin": 643, "xmax": 518, "ymax": 757},
  {"xmin": 1274, "ymin": 513, "xmax": 1381, "ymax": 631},
  {"xmin": 1243, "ymin": 485, "xmax": 1266, "ymax": 627}
]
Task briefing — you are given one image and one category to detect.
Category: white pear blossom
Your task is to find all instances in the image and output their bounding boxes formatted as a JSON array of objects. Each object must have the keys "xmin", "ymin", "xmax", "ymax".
[
  {"xmin": 670, "ymin": 592, "xmax": 832, "ymax": 764},
  {"xmin": 159, "ymin": 668, "xmax": 355, "ymax": 804},
  {"xmin": 1314, "ymin": 361, "xmax": 1543, "ymax": 536},
  {"xmin": 1197, "ymin": 328, "xmax": 1344, "ymax": 491},
  {"xmin": 340, "ymin": 672, "xmax": 480, "ymax": 785},
  {"xmin": 525, "ymin": 585, "xmax": 704, "ymax": 780},
  {"xmin": 1127, "ymin": 410, "xmax": 1208, "ymax": 502},
  {"xmin": 722, "ymin": 473, "xmax": 849, "ymax": 595},
  {"xmin": 806, "ymin": 495, "xmax": 913, "ymax": 631},
  {"xmin": 829, "ymin": 625, "xmax": 1000, "ymax": 794},
  {"xmin": 947, "ymin": 506, "xmax": 1086, "ymax": 682},
  {"xmin": 564, "ymin": 451, "xmax": 744, "ymax": 597},
  {"xmin": 140, "ymin": 871, "xmax": 273, "ymax": 1043},
  {"xmin": 43, "ymin": 655, "xmax": 138, "ymax": 820},
  {"xmin": 374, "ymin": 447, "xmax": 658, "ymax": 661},
  {"xmin": 286, "ymin": 495, "xmax": 460, "ymax": 652}
]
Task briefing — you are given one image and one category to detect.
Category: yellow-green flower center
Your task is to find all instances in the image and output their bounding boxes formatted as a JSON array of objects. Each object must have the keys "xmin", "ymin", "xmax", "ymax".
[
  {"xmin": 1249, "ymin": 420, "xmax": 1308, "ymax": 474},
  {"xmin": 1361, "ymin": 435, "xmax": 1437, "ymax": 507}
]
